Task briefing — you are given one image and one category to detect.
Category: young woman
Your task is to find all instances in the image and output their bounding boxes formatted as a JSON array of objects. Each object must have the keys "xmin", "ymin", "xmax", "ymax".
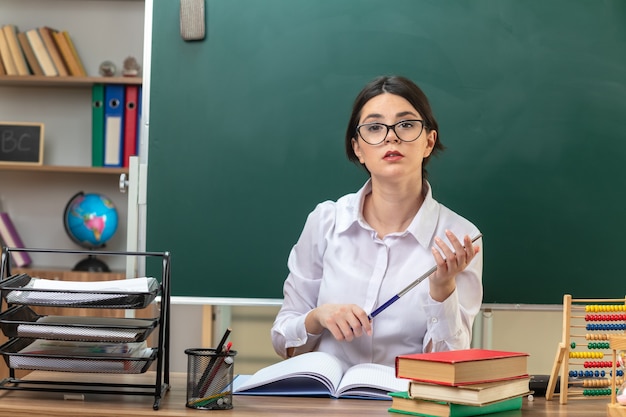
[{"xmin": 271, "ymin": 75, "xmax": 483, "ymax": 368}]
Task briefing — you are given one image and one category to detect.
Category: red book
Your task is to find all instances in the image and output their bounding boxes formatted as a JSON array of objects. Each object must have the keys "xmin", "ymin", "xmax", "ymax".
[
  {"xmin": 123, "ymin": 85, "xmax": 139, "ymax": 168},
  {"xmin": 0, "ymin": 212, "xmax": 32, "ymax": 268},
  {"xmin": 395, "ymin": 349, "xmax": 529, "ymax": 386}
]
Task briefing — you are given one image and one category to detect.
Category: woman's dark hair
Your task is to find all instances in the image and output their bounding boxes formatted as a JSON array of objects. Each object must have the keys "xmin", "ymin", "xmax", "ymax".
[{"xmin": 345, "ymin": 75, "xmax": 445, "ymax": 177}]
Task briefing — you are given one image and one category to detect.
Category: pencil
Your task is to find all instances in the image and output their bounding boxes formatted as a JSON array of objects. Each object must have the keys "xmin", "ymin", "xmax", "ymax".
[
  {"xmin": 199, "ymin": 341, "xmax": 233, "ymax": 396},
  {"xmin": 194, "ymin": 328, "xmax": 231, "ymax": 397}
]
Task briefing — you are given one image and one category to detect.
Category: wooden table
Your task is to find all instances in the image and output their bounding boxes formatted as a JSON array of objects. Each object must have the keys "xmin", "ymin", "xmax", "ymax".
[{"xmin": 0, "ymin": 371, "xmax": 617, "ymax": 416}]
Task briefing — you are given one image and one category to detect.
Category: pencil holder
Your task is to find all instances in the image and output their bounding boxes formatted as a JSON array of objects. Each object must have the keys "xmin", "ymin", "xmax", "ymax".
[{"xmin": 185, "ymin": 348, "xmax": 237, "ymax": 410}]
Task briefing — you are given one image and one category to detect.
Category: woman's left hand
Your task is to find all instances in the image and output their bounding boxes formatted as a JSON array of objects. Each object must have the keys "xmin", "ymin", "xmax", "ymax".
[{"xmin": 429, "ymin": 230, "xmax": 480, "ymax": 301}]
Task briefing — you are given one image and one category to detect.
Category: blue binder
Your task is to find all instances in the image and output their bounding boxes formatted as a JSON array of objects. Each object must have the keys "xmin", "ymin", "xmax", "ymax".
[{"xmin": 103, "ymin": 84, "xmax": 125, "ymax": 167}]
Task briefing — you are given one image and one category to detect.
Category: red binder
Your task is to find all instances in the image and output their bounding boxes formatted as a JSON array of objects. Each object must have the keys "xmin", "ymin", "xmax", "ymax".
[{"xmin": 123, "ymin": 85, "xmax": 139, "ymax": 168}]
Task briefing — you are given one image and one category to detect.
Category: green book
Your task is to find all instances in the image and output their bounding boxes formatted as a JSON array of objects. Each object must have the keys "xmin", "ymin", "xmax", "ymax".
[
  {"xmin": 388, "ymin": 391, "xmax": 523, "ymax": 417},
  {"xmin": 91, "ymin": 83, "xmax": 105, "ymax": 167}
]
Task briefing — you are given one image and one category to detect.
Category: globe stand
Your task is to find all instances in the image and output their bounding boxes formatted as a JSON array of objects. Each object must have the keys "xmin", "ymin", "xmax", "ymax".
[{"xmin": 72, "ymin": 255, "xmax": 111, "ymax": 273}]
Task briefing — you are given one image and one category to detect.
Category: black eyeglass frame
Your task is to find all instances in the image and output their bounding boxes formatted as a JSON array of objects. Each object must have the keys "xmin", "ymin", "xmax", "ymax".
[{"xmin": 355, "ymin": 119, "xmax": 426, "ymax": 145}]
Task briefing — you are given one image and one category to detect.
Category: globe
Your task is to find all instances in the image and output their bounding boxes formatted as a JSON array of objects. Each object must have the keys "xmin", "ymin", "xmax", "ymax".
[{"xmin": 63, "ymin": 192, "xmax": 119, "ymax": 271}]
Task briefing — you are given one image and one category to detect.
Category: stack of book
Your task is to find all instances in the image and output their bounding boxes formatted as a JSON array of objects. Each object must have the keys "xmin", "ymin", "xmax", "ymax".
[
  {"xmin": 0, "ymin": 24, "xmax": 86, "ymax": 77},
  {"xmin": 389, "ymin": 348, "xmax": 531, "ymax": 417}
]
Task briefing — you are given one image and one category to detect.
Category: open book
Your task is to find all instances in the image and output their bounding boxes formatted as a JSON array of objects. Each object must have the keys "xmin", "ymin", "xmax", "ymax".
[{"xmin": 233, "ymin": 351, "xmax": 409, "ymax": 400}]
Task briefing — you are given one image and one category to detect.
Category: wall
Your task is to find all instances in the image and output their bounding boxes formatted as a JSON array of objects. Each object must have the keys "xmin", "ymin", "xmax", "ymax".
[{"xmin": 489, "ymin": 309, "xmax": 562, "ymax": 376}]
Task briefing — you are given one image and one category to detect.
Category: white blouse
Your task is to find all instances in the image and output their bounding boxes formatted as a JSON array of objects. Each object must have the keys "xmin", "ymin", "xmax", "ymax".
[{"xmin": 271, "ymin": 180, "xmax": 483, "ymax": 369}]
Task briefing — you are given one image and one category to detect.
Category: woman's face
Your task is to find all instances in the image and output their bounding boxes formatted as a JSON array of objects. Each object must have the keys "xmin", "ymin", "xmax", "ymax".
[{"xmin": 352, "ymin": 93, "xmax": 436, "ymax": 182}]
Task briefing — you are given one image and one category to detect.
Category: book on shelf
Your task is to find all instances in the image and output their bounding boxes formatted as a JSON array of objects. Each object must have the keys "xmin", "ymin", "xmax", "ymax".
[
  {"xmin": 233, "ymin": 350, "xmax": 410, "ymax": 400},
  {"xmin": 0, "ymin": 27, "xmax": 17, "ymax": 76},
  {"xmin": 51, "ymin": 29, "xmax": 84, "ymax": 76},
  {"xmin": 0, "ymin": 212, "xmax": 32, "ymax": 268},
  {"xmin": 38, "ymin": 26, "xmax": 68, "ymax": 76},
  {"xmin": 2, "ymin": 25, "xmax": 29, "ymax": 75},
  {"xmin": 62, "ymin": 30, "xmax": 87, "ymax": 76},
  {"xmin": 17, "ymin": 31, "xmax": 44, "ymax": 76},
  {"xmin": 395, "ymin": 349, "xmax": 529, "ymax": 386},
  {"xmin": 408, "ymin": 376, "xmax": 530, "ymax": 406},
  {"xmin": 25, "ymin": 28, "xmax": 57, "ymax": 76},
  {"xmin": 388, "ymin": 391, "xmax": 523, "ymax": 417}
]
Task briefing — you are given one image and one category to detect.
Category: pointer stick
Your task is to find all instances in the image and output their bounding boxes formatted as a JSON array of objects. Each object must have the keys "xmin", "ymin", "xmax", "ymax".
[{"xmin": 367, "ymin": 234, "xmax": 482, "ymax": 320}]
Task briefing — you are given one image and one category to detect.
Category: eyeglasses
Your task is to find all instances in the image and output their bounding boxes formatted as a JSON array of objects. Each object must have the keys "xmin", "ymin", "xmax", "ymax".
[{"xmin": 356, "ymin": 119, "xmax": 425, "ymax": 145}]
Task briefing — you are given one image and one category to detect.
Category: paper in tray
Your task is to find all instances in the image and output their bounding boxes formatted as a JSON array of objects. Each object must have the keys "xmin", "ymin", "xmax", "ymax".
[
  {"xmin": 0, "ymin": 338, "xmax": 157, "ymax": 374},
  {"xmin": 0, "ymin": 305, "xmax": 158, "ymax": 342},
  {"xmin": 0, "ymin": 274, "xmax": 160, "ymax": 309}
]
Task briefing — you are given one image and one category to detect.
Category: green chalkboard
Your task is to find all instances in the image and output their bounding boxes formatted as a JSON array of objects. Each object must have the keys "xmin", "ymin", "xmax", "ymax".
[{"xmin": 147, "ymin": 0, "xmax": 626, "ymax": 303}]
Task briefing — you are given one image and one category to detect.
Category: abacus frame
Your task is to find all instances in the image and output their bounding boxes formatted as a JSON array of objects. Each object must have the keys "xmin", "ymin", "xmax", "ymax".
[
  {"xmin": 608, "ymin": 334, "xmax": 626, "ymax": 417},
  {"xmin": 546, "ymin": 295, "xmax": 626, "ymax": 405}
]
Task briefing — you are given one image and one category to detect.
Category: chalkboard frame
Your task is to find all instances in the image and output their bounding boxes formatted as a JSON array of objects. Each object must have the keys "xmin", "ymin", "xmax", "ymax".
[{"xmin": 0, "ymin": 122, "xmax": 44, "ymax": 165}]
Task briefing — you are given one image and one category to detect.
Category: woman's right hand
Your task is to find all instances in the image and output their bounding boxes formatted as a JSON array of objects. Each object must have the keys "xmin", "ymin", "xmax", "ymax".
[{"xmin": 306, "ymin": 304, "xmax": 372, "ymax": 341}]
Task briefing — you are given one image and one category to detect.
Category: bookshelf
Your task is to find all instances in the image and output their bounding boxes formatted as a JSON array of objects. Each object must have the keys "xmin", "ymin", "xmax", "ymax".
[
  {"xmin": 0, "ymin": 76, "xmax": 141, "ymax": 88},
  {"xmin": 1, "ymin": 0, "xmax": 145, "ymax": 272},
  {"xmin": 0, "ymin": 165, "xmax": 128, "ymax": 174}
]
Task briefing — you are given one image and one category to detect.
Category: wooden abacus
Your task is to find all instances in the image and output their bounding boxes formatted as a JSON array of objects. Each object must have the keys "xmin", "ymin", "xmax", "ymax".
[{"xmin": 546, "ymin": 295, "xmax": 626, "ymax": 404}]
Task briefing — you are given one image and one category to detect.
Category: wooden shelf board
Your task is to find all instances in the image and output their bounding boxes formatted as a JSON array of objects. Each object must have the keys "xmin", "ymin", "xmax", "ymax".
[
  {"xmin": 0, "ymin": 164, "xmax": 128, "ymax": 174},
  {"xmin": 0, "ymin": 76, "xmax": 142, "ymax": 88}
]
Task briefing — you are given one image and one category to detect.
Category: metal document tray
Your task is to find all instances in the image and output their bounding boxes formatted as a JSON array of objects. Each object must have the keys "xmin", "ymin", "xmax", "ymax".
[
  {"xmin": 0, "ymin": 305, "xmax": 158, "ymax": 343},
  {"xmin": 0, "ymin": 338, "xmax": 157, "ymax": 374},
  {"xmin": 0, "ymin": 273, "xmax": 159, "ymax": 309}
]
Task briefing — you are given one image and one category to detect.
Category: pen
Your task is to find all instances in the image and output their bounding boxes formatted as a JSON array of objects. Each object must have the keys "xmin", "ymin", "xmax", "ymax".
[
  {"xmin": 199, "ymin": 341, "xmax": 233, "ymax": 397},
  {"xmin": 368, "ymin": 234, "xmax": 483, "ymax": 320},
  {"xmin": 202, "ymin": 354, "xmax": 234, "ymax": 397},
  {"xmin": 194, "ymin": 328, "xmax": 231, "ymax": 397}
]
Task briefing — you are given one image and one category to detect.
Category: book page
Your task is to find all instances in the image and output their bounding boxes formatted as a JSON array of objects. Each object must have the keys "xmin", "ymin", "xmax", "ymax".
[
  {"xmin": 337, "ymin": 362, "xmax": 410, "ymax": 399},
  {"xmin": 233, "ymin": 351, "xmax": 344, "ymax": 396}
]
